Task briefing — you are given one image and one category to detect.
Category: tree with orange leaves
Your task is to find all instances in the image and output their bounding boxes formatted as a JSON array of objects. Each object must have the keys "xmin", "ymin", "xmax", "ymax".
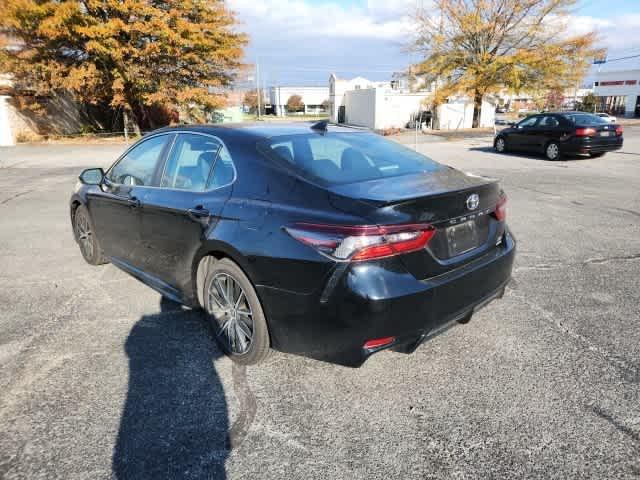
[
  {"xmin": 0, "ymin": 0, "xmax": 247, "ymax": 130},
  {"xmin": 412, "ymin": 0, "xmax": 599, "ymax": 127}
]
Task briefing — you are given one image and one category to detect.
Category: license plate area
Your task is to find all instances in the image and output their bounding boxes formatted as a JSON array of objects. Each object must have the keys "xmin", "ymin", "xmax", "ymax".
[
  {"xmin": 600, "ymin": 131, "xmax": 611, "ymax": 137},
  {"xmin": 446, "ymin": 220, "xmax": 480, "ymax": 257}
]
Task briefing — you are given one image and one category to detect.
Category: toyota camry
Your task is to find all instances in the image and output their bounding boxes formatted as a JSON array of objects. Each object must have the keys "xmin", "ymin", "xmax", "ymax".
[{"xmin": 70, "ymin": 122, "xmax": 515, "ymax": 367}]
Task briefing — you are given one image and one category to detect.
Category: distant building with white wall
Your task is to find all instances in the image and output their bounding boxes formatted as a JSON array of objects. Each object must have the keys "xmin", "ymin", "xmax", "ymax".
[
  {"xmin": 329, "ymin": 73, "xmax": 495, "ymax": 130},
  {"xmin": 0, "ymin": 74, "xmax": 14, "ymax": 145},
  {"xmin": 329, "ymin": 74, "xmax": 388, "ymax": 123},
  {"xmin": 435, "ymin": 97, "xmax": 496, "ymax": 129},
  {"xmin": 594, "ymin": 69, "xmax": 640, "ymax": 117},
  {"xmin": 269, "ymin": 86, "xmax": 329, "ymax": 116}
]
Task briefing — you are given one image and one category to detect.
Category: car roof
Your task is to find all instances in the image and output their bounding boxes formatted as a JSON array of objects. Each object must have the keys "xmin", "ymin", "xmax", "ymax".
[{"xmin": 151, "ymin": 122, "xmax": 365, "ymax": 140}]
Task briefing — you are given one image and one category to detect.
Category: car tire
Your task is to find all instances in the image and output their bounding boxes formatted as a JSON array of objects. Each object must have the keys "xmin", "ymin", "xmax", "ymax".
[
  {"xmin": 494, "ymin": 136, "xmax": 508, "ymax": 153},
  {"xmin": 204, "ymin": 258, "xmax": 271, "ymax": 365},
  {"xmin": 545, "ymin": 141, "xmax": 562, "ymax": 161},
  {"xmin": 73, "ymin": 205, "xmax": 109, "ymax": 265},
  {"xmin": 589, "ymin": 152, "xmax": 606, "ymax": 158}
]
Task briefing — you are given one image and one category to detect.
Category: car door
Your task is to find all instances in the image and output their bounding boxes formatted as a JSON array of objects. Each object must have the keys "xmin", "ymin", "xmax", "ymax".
[
  {"xmin": 509, "ymin": 115, "xmax": 540, "ymax": 151},
  {"xmin": 529, "ymin": 115, "xmax": 562, "ymax": 152},
  {"xmin": 139, "ymin": 132, "xmax": 235, "ymax": 294},
  {"xmin": 86, "ymin": 133, "xmax": 173, "ymax": 267}
]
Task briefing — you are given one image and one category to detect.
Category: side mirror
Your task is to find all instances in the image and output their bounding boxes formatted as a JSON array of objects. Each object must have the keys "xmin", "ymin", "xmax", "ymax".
[{"xmin": 79, "ymin": 168, "xmax": 105, "ymax": 185}]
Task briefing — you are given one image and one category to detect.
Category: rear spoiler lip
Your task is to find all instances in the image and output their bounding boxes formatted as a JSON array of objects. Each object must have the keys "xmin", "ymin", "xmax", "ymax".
[{"xmin": 328, "ymin": 174, "xmax": 499, "ymax": 206}]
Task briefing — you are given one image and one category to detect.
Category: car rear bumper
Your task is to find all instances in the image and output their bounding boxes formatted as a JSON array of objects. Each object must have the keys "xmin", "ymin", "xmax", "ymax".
[
  {"xmin": 562, "ymin": 136, "xmax": 623, "ymax": 154},
  {"xmin": 257, "ymin": 229, "xmax": 516, "ymax": 367}
]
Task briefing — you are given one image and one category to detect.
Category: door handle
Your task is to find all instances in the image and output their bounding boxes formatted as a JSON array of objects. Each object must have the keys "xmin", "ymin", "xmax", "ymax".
[
  {"xmin": 187, "ymin": 206, "xmax": 210, "ymax": 219},
  {"xmin": 127, "ymin": 196, "xmax": 141, "ymax": 208}
]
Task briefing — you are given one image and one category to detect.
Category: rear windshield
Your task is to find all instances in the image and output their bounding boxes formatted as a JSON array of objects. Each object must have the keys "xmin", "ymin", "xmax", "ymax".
[
  {"xmin": 257, "ymin": 132, "xmax": 443, "ymax": 185},
  {"xmin": 562, "ymin": 113, "xmax": 609, "ymax": 125}
]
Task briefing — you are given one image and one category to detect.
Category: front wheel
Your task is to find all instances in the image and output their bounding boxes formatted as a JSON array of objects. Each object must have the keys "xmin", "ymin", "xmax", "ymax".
[
  {"xmin": 494, "ymin": 136, "xmax": 507, "ymax": 153},
  {"xmin": 73, "ymin": 205, "xmax": 108, "ymax": 265},
  {"xmin": 545, "ymin": 141, "xmax": 562, "ymax": 161},
  {"xmin": 204, "ymin": 258, "xmax": 271, "ymax": 365}
]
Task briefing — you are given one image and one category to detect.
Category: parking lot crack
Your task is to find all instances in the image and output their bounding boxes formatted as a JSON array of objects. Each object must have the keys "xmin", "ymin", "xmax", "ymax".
[
  {"xmin": 0, "ymin": 190, "xmax": 34, "ymax": 205},
  {"xmin": 511, "ymin": 291, "xmax": 639, "ymax": 381},
  {"xmin": 589, "ymin": 405, "xmax": 640, "ymax": 445},
  {"xmin": 228, "ymin": 364, "xmax": 257, "ymax": 450},
  {"xmin": 583, "ymin": 253, "xmax": 640, "ymax": 265},
  {"xmin": 516, "ymin": 253, "xmax": 640, "ymax": 273}
]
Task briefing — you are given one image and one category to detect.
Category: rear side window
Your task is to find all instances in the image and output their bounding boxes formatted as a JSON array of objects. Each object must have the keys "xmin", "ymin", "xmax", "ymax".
[
  {"xmin": 258, "ymin": 132, "xmax": 443, "ymax": 185},
  {"xmin": 539, "ymin": 116, "xmax": 559, "ymax": 127},
  {"xmin": 161, "ymin": 134, "xmax": 221, "ymax": 191},
  {"xmin": 109, "ymin": 134, "xmax": 169, "ymax": 186},
  {"xmin": 209, "ymin": 145, "xmax": 235, "ymax": 188},
  {"xmin": 563, "ymin": 113, "xmax": 609, "ymax": 125}
]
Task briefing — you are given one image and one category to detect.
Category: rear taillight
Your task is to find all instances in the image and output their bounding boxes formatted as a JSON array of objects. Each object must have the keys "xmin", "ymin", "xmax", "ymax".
[
  {"xmin": 575, "ymin": 127, "xmax": 597, "ymax": 137},
  {"xmin": 363, "ymin": 336, "xmax": 396, "ymax": 350},
  {"xmin": 284, "ymin": 222, "xmax": 435, "ymax": 262},
  {"xmin": 615, "ymin": 125, "xmax": 623, "ymax": 136},
  {"xmin": 494, "ymin": 195, "xmax": 507, "ymax": 222}
]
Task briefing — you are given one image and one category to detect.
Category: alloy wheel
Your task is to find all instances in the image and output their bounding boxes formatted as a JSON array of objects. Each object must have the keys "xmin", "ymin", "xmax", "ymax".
[
  {"xmin": 546, "ymin": 143, "xmax": 559, "ymax": 160},
  {"xmin": 75, "ymin": 212, "xmax": 94, "ymax": 259},
  {"xmin": 207, "ymin": 273, "xmax": 254, "ymax": 354},
  {"xmin": 496, "ymin": 137, "xmax": 505, "ymax": 152}
]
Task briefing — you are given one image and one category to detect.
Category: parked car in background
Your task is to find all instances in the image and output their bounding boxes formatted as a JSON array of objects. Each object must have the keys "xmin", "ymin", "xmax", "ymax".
[
  {"xmin": 70, "ymin": 122, "xmax": 515, "ymax": 367},
  {"xmin": 494, "ymin": 112, "xmax": 623, "ymax": 160},
  {"xmin": 596, "ymin": 112, "xmax": 617, "ymax": 123}
]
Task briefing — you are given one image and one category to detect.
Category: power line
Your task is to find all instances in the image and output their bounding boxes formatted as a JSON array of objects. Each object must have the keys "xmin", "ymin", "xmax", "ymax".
[{"xmin": 603, "ymin": 53, "xmax": 640, "ymax": 63}]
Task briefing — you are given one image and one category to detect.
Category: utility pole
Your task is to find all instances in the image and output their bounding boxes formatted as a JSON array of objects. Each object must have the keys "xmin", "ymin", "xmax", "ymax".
[
  {"xmin": 123, "ymin": 109, "xmax": 129, "ymax": 144},
  {"xmin": 255, "ymin": 60, "xmax": 261, "ymax": 120}
]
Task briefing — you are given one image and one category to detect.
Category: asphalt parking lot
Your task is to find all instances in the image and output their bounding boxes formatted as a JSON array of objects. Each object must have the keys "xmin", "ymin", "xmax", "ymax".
[{"xmin": 1, "ymin": 128, "xmax": 639, "ymax": 479}]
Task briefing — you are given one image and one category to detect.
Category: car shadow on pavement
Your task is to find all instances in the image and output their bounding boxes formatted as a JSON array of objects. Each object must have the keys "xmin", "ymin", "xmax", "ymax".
[
  {"xmin": 112, "ymin": 297, "xmax": 229, "ymax": 480},
  {"xmin": 468, "ymin": 145, "xmax": 587, "ymax": 161}
]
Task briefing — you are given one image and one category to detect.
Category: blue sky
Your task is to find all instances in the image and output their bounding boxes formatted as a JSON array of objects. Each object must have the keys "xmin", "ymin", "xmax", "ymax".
[{"xmin": 227, "ymin": 0, "xmax": 640, "ymax": 87}]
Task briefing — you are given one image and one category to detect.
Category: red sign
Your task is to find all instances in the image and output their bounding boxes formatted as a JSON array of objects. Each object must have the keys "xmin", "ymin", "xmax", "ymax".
[{"xmin": 599, "ymin": 80, "xmax": 637, "ymax": 86}]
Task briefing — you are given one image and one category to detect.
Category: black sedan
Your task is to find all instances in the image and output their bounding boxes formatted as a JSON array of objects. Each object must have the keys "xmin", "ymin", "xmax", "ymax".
[
  {"xmin": 494, "ymin": 112, "xmax": 623, "ymax": 160},
  {"xmin": 70, "ymin": 122, "xmax": 515, "ymax": 367}
]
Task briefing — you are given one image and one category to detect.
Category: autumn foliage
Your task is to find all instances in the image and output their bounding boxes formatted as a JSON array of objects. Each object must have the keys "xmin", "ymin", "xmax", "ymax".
[
  {"xmin": 412, "ymin": 0, "xmax": 599, "ymax": 127},
  {"xmin": 0, "ymin": 0, "xmax": 247, "ymax": 129},
  {"xmin": 286, "ymin": 94, "xmax": 304, "ymax": 113}
]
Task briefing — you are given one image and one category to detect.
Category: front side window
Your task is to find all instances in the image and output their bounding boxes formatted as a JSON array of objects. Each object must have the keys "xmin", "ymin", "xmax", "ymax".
[
  {"xmin": 161, "ymin": 134, "xmax": 221, "ymax": 191},
  {"xmin": 517, "ymin": 116, "xmax": 539, "ymax": 128},
  {"xmin": 260, "ymin": 132, "xmax": 443, "ymax": 185},
  {"xmin": 109, "ymin": 134, "xmax": 169, "ymax": 186}
]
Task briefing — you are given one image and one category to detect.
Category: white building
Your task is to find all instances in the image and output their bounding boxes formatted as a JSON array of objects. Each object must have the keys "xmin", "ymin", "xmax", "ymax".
[
  {"xmin": 594, "ymin": 69, "xmax": 640, "ymax": 117},
  {"xmin": 435, "ymin": 97, "xmax": 496, "ymax": 129},
  {"xmin": 0, "ymin": 74, "xmax": 13, "ymax": 146},
  {"xmin": 329, "ymin": 74, "xmax": 388, "ymax": 123},
  {"xmin": 269, "ymin": 86, "xmax": 329, "ymax": 116},
  {"xmin": 329, "ymin": 74, "xmax": 495, "ymax": 130}
]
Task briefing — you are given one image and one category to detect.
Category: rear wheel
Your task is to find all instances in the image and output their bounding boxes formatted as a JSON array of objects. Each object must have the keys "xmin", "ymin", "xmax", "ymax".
[
  {"xmin": 73, "ymin": 205, "xmax": 108, "ymax": 265},
  {"xmin": 589, "ymin": 152, "xmax": 606, "ymax": 158},
  {"xmin": 494, "ymin": 136, "xmax": 507, "ymax": 153},
  {"xmin": 204, "ymin": 258, "xmax": 270, "ymax": 365},
  {"xmin": 545, "ymin": 141, "xmax": 562, "ymax": 161}
]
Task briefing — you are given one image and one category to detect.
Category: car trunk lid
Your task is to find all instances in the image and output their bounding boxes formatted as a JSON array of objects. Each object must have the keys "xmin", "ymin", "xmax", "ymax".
[{"xmin": 328, "ymin": 169, "xmax": 506, "ymax": 280}]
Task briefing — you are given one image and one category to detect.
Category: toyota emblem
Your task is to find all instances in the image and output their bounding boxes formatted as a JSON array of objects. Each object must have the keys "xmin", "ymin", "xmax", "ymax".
[{"xmin": 466, "ymin": 194, "xmax": 480, "ymax": 211}]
